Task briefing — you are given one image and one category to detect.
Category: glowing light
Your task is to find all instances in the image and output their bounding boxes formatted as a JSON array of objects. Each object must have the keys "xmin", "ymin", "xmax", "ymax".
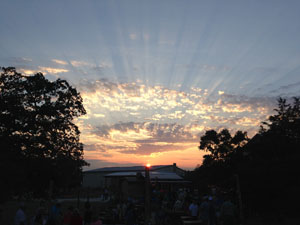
[{"xmin": 146, "ymin": 163, "xmax": 151, "ymax": 168}]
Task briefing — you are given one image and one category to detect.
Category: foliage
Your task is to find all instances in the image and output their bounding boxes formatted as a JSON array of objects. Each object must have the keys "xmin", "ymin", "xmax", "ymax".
[
  {"xmin": 193, "ymin": 97, "xmax": 300, "ymax": 216},
  {"xmin": 199, "ymin": 129, "xmax": 248, "ymax": 165},
  {"xmin": 0, "ymin": 67, "xmax": 88, "ymax": 198}
]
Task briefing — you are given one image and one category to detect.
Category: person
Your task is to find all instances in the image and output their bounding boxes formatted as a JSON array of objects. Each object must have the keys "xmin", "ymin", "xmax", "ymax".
[
  {"xmin": 70, "ymin": 208, "xmax": 83, "ymax": 225},
  {"xmin": 91, "ymin": 214, "xmax": 102, "ymax": 225},
  {"xmin": 14, "ymin": 202, "xmax": 26, "ymax": 225},
  {"xmin": 208, "ymin": 196, "xmax": 216, "ymax": 225},
  {"xmin": 32, "ymin": 200, "xmax": 47, "ymax": 225},
  {"xmin": 48, "ymin": 202, "xmax": 62, "ymax": 225},
  {"xmin": 221, "ymin": 196, "xmax": 236, "ymax": 225},
  {"xmin": 124, "ymin": 203, "xmax": 136, "ymax": 225},
  {"xmin": 83, "ymin": 202, "xmax": 93, "ymax": 225},
  {"xmin": 200, "ymin": 196, "xmax": 209, "ymax": 225},
  {"xmin": 63, "ymin": 206, "xmax": 74, "ymax": 225},
  {"xmin": 188, "ymin": 199, "xmax": 199, "ymax": 219}
]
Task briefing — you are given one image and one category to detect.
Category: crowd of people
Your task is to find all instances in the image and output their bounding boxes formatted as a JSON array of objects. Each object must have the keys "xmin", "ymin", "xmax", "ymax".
[
  {"xmin": 13, "ymin": 201, "xmax": 103, "ymax": 225},
  {"xmin": 151, "ymin": 187, "xmax": 238, "ymax": 225},
  {"xmin": 13, "ymin": 187, "xmax": 238, "ymax": 225},
  {"xmin": 186, "ymin": 195, "xmax": 237, "ymax": 225}
]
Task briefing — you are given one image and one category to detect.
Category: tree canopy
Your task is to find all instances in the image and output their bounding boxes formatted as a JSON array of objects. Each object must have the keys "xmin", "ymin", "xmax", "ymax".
[
  {"xmin": 199, "ymin": 129, "xmax": 248, "ymax": 163},
  {"xmin": 0, "ymin": 67, "xmax": 88, "ymax": 198},
  {"xmin": 192, "ymin": 97, "xmax": 300, "ymax": 216}
]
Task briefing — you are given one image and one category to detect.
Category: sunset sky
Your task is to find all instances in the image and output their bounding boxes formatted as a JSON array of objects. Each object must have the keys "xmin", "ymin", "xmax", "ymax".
[{"xmin": 1, "ymin": 0, "xmax": 300, "ymax": 170}]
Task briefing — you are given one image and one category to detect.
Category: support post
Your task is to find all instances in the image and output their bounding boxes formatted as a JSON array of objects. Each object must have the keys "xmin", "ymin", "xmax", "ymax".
[
  {"xmin": 235, "ymin": 174, "xmax": 244, "ymax": 225},
  {"xmin": 145, "ymin": 165, "xmax": 151, "ymax": 225}
]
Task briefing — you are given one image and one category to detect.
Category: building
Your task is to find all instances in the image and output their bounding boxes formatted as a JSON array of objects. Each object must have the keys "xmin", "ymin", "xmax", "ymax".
[
  {"xmin": 82, "ymin": 163, "xmax": 186, "ymax": 188},
  {"xmin": 105, "ymin": 170, "xmax": 189, "ymax": 200}
]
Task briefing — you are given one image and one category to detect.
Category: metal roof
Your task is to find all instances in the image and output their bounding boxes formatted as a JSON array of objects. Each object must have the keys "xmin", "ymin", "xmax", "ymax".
[{"xmin": 105, "ymin": 171, "xmax": 183, "ymax": 180}]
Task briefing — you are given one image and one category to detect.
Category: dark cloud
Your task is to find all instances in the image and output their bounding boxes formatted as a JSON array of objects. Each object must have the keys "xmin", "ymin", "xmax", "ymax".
[
  {"xmin": 91, "ymin": 66, "xmax": 105, "ymax": 75},
  {"xmin": 83, "ymin": 159, "xmax": 138, "ymax": 171},
  {"xmin": 270, "ymin": 81, "xmax": 300, "ymax": 94},
  {"xmin": 217, "ymin": 93, "xmax": 277, "ymax": 112},
  {"xmin": 3, "ymin": 57, "xmax": 32, "ymax": 64},
  {"xmin": 83, "ymin": 144, "xmax": 107, "ymax": 152},
  {"xmin": 78, "ymin": 78, "xmax": 119, "ymax": 93},
  {"xmin": 91, "ymin": 122, "xmax": 199, "ymax": 155},
  {"xmin": 120, "ymin": 143, "xmax": 184, "ymax": 155},
  {"xmin": 84, "ymin": 143, "xmax": 129, "ymax": 152},
  {"xmin": 94, "ymin": 122, "xmax": 196, "ymax": 143},
  {"xmin": 94, "ymin": 122, "xmax": 139, "ymax": 137}
]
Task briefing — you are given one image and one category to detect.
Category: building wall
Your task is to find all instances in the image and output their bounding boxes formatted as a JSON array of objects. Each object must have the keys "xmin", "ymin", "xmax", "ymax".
[
  {"xmin": 82, "ymin": 172, "xmax": 106, "ymax": 188},
  {"xmin": 155, "ymin": 165, "xmax": 186, "ymax": 177},
  {"xmin": 82, "ymin": 164, "xmax": 186, "ymax": 188}
]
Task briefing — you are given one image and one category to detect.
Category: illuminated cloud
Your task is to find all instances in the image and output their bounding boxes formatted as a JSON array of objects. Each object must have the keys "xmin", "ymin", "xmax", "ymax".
[
  {"xmin": 93, "ymin": 113, "xmax": 105, "ymax": 118},
  {"xmin": 78, "ymin": 79, "xmax": 275, "ymax": 128},
  {"xmin": 52, "ymin": 59, "xmax": 68, "ymax": 65},
  {"xmin": 70, "ymin": 60, "xmax": 92, "ymax": 67},
  {"xmin": 129, "ymin": 33, "xmax": 137, "ymax": 40},
  {"xmin": 85, "ymin": 122, "xmax": 202, "ymax": 156},
  {"xmin": 75, "ymin": 79, "xmax": 277, "ymax": 169},
  {"xmin": 18, "ymin": 68, "xmax": 36, "ymax": 75},
  {"xmin": 38, "ymin": 66, "xmax": 69, "ymax": 74}
]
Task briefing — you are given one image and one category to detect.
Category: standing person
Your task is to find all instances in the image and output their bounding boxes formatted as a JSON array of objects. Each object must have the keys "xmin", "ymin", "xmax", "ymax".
[
  {"xmin": 221, "ymin": 196, "xmax": 236, "ymax": 225},
  {"xmin": 14, "ymin": 202, "xmax": 26, "ymax": 225},
  {"xmin": 62, "ymin": 206, "xmax": 74, "ymax": 225},
  {"xmin": 208, "ymin": 196, "xmax": 217, "ymax": 225},
  {"xmin": 32, "ymin": 200, "xmax": 48, "ymax": 225},
  {"xmin": 83, "ymin": 202, "xmax": 93, "ymax": 225},
  {"xmin": 200, "ymin": 197, "xmax": 209, "ymax": 225},
  {"xmin": 48, "ymin": 202, "xmax": 62, "ymax": 225},
  {"xmin": 188, "ymin": 199, "xmax": 199, "ymax": 220},
  {"xmin": 124, "ymin": 203, "xmax": 136, "ymax": 225},
  {"xmin": 70, "ymin": 209, "xmax": 83, "ymax": 225}
]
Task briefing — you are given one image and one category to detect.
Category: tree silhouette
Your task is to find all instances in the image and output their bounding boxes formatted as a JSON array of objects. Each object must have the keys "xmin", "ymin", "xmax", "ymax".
[
  {"xmin": 0, "ymin": 67, "xmax": 88, "ymax": 198},
  {"xmin": 192, "ymin": 97, "xmax": 300, "ymax": 217},
  {"xmin": 199, "ymin": 129, "xmax": 248, "ymax": 163}
]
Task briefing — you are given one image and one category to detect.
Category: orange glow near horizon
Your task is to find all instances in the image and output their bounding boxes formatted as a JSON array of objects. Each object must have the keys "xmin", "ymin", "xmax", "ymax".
[
  {"xmin": 77, "ymin": 79, "xmax": 272, "ymax": 171},
  {"xmin": 146, "ymin": 163, "xmax": 151, "ymax": 168}
]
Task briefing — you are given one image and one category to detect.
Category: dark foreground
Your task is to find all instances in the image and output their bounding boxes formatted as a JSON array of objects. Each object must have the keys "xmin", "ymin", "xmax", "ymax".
[{"xmin": 1, "ymin": 200, "xmax": 300, "ymax": 225}]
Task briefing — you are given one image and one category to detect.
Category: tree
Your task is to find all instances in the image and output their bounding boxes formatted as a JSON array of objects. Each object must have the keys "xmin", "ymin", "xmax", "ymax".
[
  {"xmin": 194, "ymin": 129, "xmax": 248, "ymax": 189},
  {"xmin": 199, "ymin": 129, "xmax": 248, "ymax": 163},
  {"xmin": 0, "ymin": 67, "xmax": 88, "ymax": 197},
  {"xmin": 192, "ymin": 97, "xmax": 300, "ymax": 216}
]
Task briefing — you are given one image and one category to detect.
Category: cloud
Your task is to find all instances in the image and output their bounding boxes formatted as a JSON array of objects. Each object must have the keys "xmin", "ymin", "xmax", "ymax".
[
  {"xmin": 6, "ymin": 57, "xmax": 32, "ymax": 64},
  {"xmin": 84, "ymin": 144, "xmax": 108, "ymax": 152},
  {"xmin": 143, "ymin": 34, "xmax": 150, "ymax": 41},
  {"xmin": 83, "ymin": 159, "xmax": 139, "ymax": 171},
  {"xmin": 78, "ymin": 79, "xmax": 276, "ymax": 130},
  {"xmin": 129, "ymin": 33, "xmax": 137, "ymax": 40},
  {"xmin": 86, "ymin": 122, "xmax": 203, "ymax": 156},
  {"xmin": 269, "ymin": 81, "xmax": 300, "ymax": 95},
  {"xmin": 182, "ymin": 64, "xmax": 231, "ymax": 72},
  {"xmin": 93, "ymin": 113, "xmax": 105, "ymax": 118},
  {"xmin": 52, "ymin": 59, "xmax": 68, "ymax": 65},
  {"xmin": 38, "ymin": 66, "xmax": 69, "ymax": 74},
  {"xmin": 70, "ymin": 60, "xmax": 92, "ymax": 67},
  {"xmin": 18, "ymin": 68, "xmax": 37, "ymax": 75},
  {"xmin": 75, "ymin": 79, "xmax": 278, "ymax": 164}
]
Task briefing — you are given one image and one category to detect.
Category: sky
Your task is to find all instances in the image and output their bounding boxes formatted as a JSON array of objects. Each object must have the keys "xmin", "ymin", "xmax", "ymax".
[{"xmin": 1, "ymin": 0, "xmax": 300, "ymax": 170}]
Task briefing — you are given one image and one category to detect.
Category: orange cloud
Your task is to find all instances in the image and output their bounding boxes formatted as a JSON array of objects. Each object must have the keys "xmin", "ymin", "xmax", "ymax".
[
  {"xmin": 75, "ymin": 79, "xmax": 276, "ymax": 169},
  {"xmin": 38, "ymin": 66, "xmax": 69, "ymax": 74},
  {"xmin": 52, "ymin": 59, "xmax": 68, "ymax": 65}
]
